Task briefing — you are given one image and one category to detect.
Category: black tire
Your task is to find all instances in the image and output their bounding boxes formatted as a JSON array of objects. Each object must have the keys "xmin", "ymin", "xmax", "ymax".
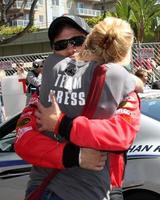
[{"xmin": 124, "ymin": 190, "xmax": 160, "ymax": 200}]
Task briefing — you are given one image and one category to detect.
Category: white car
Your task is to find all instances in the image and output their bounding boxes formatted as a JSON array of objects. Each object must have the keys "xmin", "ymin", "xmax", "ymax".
[
  {"xmin": 0, "ymin": 90, "xmax": 160, "ymax": 200},
  {"xmin": 0, "ymin": 113, "xmax": 30, "ymax": 200},
  {"xmin": 123, "ymin": 90, "xmax": 160, "ymax": 200}
]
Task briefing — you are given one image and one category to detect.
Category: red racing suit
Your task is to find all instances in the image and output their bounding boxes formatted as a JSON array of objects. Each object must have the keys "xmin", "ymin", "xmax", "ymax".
[{"xmin": 14, "ymin": 91, "xmax": 141, "ymax": 189}]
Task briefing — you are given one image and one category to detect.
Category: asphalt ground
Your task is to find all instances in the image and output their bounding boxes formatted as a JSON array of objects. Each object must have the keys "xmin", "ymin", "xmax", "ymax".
[{"xmin": 0, "ymin": 175, "xmax": 29, "ymax": 200}]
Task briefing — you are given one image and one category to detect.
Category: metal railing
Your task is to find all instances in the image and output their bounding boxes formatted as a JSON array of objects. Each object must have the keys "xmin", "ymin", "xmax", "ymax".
[
  {"xmin": 132, "ymin": 42, "xmax": 160, "ymax": 85},
  {"xmin": 76, "ymin": 8, "xmax": 101, "ymax": 16},
  {"xmin": 12, "ymin": 19, "xmax": 30, "ymax": 27},
  {"xmin": 12, "ymin": 0, "xmax": 38, "ymax": 9}
]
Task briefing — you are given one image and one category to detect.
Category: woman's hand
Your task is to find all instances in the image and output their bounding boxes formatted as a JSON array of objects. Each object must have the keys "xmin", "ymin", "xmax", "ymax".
[{"xmin": 35, "ymin": 94, "xmax": 62, "ymax": 132}]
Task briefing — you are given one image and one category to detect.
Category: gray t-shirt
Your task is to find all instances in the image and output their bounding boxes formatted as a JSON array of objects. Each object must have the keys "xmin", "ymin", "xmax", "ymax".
[{"xmin": 28, "ymin": 54, "xmax": 135, "ymax": 200}]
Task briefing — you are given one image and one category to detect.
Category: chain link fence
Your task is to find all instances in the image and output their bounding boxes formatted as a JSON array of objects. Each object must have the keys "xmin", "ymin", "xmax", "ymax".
[
  {"xmin": 132, "ymin": 42, "xmax": 160, "ymax": 85},
  {"xmin": 0, "ymin": 52, "xmax": 51, "ymax": 76},
  {"xmin": 0, "ymin": 42, "xmax": 160, "ymax": 81}
]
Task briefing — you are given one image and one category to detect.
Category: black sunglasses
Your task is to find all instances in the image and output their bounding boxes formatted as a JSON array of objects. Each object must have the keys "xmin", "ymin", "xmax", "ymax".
[{"xmin": 53, "ymin": 36, "xmax": 86, "ymax": 51}]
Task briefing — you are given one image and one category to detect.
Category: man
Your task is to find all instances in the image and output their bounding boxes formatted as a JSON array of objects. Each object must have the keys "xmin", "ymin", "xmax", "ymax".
[
  {"xmin": 26, "ymin": 59, "xmax": 43, "ymax": 104},
  {"xmin": 14, "ymin": 60, "xmax": 27, "ymax": 79},
  {"xmin": 15, "ymin": 15, "xmax": 110, "ymax": 200}
]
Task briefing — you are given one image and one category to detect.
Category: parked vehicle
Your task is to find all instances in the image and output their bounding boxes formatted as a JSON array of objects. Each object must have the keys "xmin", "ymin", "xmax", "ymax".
[
  {"xmin": 123, "ymin": 90, "xmax": 160, "ymax": 200},
  {"xmin": 0, "ymin": 90, "xmax": 160, "ymax": 200},
  {"xmin": 0, "ymin": 113, "xmax": 30, "ymax": 200}
]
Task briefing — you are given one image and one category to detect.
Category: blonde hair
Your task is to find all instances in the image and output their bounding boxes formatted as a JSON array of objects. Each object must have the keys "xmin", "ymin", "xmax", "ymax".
[{"xmin": 78, "ymin": 17, "xmax": 134, "ymax": 65}]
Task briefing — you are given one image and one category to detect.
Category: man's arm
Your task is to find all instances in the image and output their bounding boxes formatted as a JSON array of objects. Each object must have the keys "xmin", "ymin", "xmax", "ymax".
[
  {"xmin": 14, "ymin": 106, "xmax": 107, "ymax": 170},
  {"xmin": 15, "ymin": 129, "xmax": 66, "ymax": 169},
  {"xmin": 14, "ymin": 129, "xmax": 107, "ymax": 170}
]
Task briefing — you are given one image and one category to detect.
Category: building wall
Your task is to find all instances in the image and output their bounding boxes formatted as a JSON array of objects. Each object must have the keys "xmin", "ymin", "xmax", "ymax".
[
  {"xmin": 34, "ymin": 0, "xmax": 47, "ymax": 28},
  {"xmin": 47, "ymin": 0, "xmax": 67, "ymax": 26},
  {"xmin": 0, "ymin": 31, "xmax": 51, "ymax": 56},
  {"xmin": 0, "ymin": 43, "xmax": 51, "ymax": 56},
  {"xmin": 10, "ymin": 0, "xmax": 117, "ymax": 28}
]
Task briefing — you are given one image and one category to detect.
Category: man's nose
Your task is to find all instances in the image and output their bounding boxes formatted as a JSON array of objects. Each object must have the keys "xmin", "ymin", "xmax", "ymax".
[{"xmin": 67, "ymin": 42, "xmax": 75, "ymax": 49}]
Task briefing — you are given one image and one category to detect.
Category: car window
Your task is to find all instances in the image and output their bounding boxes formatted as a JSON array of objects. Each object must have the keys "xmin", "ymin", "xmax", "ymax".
[
  {"xmin": 141, "ymin": 99, "xmax": 160, "ymax": 121},
  {"xmin": 0, "ymin": 131, "xmax": 16, "ymax": 152}
]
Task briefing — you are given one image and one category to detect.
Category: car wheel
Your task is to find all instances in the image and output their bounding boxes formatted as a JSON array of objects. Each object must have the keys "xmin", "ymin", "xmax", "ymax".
[{"xmin": 124, "ymin": 190, "xmax": 160, "ymax": 200}]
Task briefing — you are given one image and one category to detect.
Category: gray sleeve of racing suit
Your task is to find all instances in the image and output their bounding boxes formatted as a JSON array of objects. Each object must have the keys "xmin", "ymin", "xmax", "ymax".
[
  {"xmin": 106, "ymin": 64, "xmax": 136, "ymax": 106},
  {"xmin": 26, "ymin": 71, "xmax": 41, "ymax": 87}
]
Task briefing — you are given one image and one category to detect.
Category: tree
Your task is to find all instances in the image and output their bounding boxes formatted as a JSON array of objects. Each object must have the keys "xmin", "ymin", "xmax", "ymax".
[
  {"xmin": 0, "ymin": 0, "xmax": 39, "ymax": 45},
  {"xmin": 154, "ymin": 17, "xmax": 160, "ymax": 41},
  {"xmin": 106, "ymin": 0, "xmax": 132, "ymax": 21},
  {"xmin": 106, "ymin": 0, "xmax": 160, "ymax": 42},
  {"xmin": 129, "ymin": 0, "xmax": 160, "ymax": 42}
]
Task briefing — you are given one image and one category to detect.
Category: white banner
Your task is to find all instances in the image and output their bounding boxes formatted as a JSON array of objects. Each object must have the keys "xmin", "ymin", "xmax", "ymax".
[
  {"xmin": 1, "ymin": 76, "xmax": 26, "ymax": 119},
  {"xmin": 137, "ymin": 48, "xmax": 154, "ymax": 59}
]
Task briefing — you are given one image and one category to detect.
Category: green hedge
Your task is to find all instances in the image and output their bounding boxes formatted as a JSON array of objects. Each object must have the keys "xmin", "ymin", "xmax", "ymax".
[{"xmin": 0, "ymin": 26, "xmax": 39, "ymax": 36}]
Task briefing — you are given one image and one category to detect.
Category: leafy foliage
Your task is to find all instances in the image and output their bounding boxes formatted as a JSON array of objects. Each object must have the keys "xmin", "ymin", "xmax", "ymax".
[
  {"xmin": 0, "ymin": 26, "xmax": 39, "ymax": 36},
  {"xmin": 106, "ymin": 0, "xmax": 132, "ymax": 21},
  {"xmin": 106, "ymin": 0, "xmax": 160, "ymax": 42},
  {"xmin": 85, "ymin": 16, "xmax": 104, "ymax": 27}
]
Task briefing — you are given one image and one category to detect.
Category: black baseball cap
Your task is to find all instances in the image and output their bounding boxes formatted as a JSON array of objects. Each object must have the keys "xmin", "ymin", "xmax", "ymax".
[{"xmin": 48, "ymin": 15, "xmax": 91, "ymax": 49}]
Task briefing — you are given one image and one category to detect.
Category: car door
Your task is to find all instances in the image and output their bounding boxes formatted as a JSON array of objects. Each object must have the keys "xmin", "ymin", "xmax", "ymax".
[{"xmin": 0, "ymin": 113, "xmax": 31, "ymax": 199}]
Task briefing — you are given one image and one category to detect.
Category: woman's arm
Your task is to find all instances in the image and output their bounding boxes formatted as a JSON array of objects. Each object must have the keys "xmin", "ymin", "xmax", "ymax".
[{"xmin": 59, "ymin": 92, "xmax": 141, "ymax": 151}]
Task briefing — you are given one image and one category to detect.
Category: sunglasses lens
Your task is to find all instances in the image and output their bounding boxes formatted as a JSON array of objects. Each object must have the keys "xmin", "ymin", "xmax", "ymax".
[
  {"xmin": 54, "ymin": 40, "xmax": 68, "ymax": 51},
  {"xmin": 54, "ymin": 36, "xmax": 85, "ymax": 51},
  {"xmin": 72, "ymin": 36, "xmax": 85, "ymax": 46}
]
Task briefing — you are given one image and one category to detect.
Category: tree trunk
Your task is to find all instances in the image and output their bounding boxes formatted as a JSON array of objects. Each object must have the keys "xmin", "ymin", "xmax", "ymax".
[{"xmin": 0, "ymin": 0, "xmax": 38, "ymax": 45}]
